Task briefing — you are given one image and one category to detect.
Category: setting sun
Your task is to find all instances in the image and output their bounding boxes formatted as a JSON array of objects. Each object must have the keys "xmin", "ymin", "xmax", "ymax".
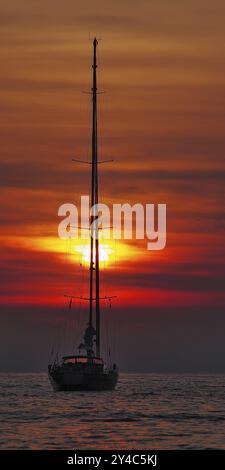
[{"xmin": 75, "ymin": 244, "xmax": 113, "ymax": 264}]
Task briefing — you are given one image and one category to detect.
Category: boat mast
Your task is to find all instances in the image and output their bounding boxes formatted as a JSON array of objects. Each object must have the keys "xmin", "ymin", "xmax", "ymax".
[
  {"xmin": 89, "ymin": 38, "xmax": 100, "ymax": 357},
  {"xmin": 94, "ymin": 39, "xmax": 100, "ymax": 358}
]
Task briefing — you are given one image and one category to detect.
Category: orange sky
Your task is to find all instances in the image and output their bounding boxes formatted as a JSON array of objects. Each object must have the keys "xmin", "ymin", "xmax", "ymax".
[{"xmin": 0, "ymin": 1, "xmax": 225, "ymax": 370}]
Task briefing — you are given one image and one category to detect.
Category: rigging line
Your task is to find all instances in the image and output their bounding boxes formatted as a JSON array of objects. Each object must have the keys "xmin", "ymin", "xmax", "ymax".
[
  {"xmin": 107, "ymin": 303, "xmax": 112, "ymax": 366},
  {"xmin": 78, "ymin": 301, "xmax": 83, "ymax": 349},
  {"xmin": 102, "ymin": 260, "xmax": 106, "ymax": 300},
  {"xmin": 112, "ymin": 302, "xmax": 117, "ymax": 362},
  {"xmin": 98, "ymin": 155, "xmax": 109, "ymax": 302},
  {"xmin": 64, "ymin": 239, "xmax": 73, "ymax": 348},
  {"xmin": 109, "ymin": 303, "xmax": 114, "ymax": 363},
  {"xmin": 105, "ymin": 302, "xmax": 110, "ymax": 365},
  {"xmin": 114, "ymin": 302, "xmax": 118, "ymax": 364},
  {"xmin": 58, "ymin": 300, "xmax": 67, "ymax": 357},
  {"xmin": 58, "ymin": 239, "xmax": 71, "ymax": 357},
  {"xmin": 72, "ymin": 305, "xmax": 79, "ymax": 354},
  {"xmin": 78, "ymin": 293, "xmax": 85, "ymax": 342},
  {"xmin": 63, "ymin": 299, "xmax": 70, "ymax": 353},
  {"xmin": 102, "ymin": 301, "xmax": 107, "ymax": 362},
  {"xmin": 71, "ymin": 243, "xmax": 83, "ymax": 353}
]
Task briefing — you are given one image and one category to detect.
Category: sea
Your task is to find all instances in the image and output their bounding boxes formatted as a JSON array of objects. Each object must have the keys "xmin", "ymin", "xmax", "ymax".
[{"xmin": 0, "ymin": 373, "xmax": 225, "ymax": 450}]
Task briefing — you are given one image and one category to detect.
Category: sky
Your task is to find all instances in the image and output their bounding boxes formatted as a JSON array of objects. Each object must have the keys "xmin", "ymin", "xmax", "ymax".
[{"xmin": 0, "ymin": 0, "xmax": 225, "ymax": 371}]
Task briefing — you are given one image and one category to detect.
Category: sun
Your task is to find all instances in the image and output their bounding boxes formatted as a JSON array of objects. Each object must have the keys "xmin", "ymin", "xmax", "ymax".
[{"xmin": 75, "ymin": 243, "xmax": 113, "ymax": 265}]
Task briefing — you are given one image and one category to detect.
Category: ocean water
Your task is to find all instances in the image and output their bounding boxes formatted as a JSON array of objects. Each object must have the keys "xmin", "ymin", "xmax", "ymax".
[{"xmin": 0, "ymin": 373, "xmax": 225, "ymax": 450}]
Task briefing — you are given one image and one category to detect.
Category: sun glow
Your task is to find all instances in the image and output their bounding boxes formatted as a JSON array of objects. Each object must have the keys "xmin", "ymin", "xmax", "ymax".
[
  {"xmin": 5, "ymin": 235, "xmax": 145, "ymax": 267},
  {"xmin": 75, "ymin": 244, "xmax": 113, "ymax": 264}
]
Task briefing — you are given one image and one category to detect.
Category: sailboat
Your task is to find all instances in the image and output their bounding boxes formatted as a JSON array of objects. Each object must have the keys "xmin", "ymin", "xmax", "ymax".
[{"xmin": 48, "ymin": 38, "xmax": 119, "ymax": 391}]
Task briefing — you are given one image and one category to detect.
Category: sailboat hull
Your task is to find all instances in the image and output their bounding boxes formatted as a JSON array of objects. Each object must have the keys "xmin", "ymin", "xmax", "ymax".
[{"xmin": 48, "ymin": 364, "xmax": 118, "ymax": 391}]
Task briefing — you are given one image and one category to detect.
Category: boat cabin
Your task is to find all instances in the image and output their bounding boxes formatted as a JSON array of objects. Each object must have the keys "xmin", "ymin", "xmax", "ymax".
[{"xmin": 62, "ymin": 355, "xmax": 103, "ymax": 366}]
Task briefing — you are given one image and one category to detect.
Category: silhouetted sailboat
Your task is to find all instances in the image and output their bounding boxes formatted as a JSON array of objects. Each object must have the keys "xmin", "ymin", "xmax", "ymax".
[{"xmin": 48, "ymin": 38, "xmax": 119, "ymax": 391}]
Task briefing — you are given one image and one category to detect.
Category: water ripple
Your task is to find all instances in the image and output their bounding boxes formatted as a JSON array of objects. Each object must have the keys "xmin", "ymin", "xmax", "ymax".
[{"xmin": 0, "ymin": 373, "xmax": 225, "ymax": 449}]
